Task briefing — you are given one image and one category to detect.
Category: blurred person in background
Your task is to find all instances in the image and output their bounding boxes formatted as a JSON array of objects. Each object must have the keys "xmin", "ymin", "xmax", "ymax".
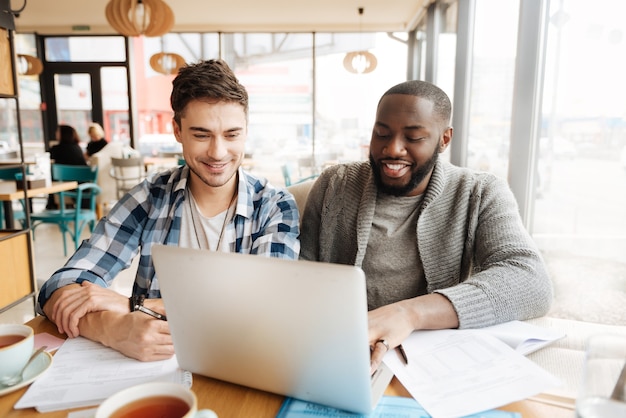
[
  {"xmin": 46, "ymin": 124, "xmax": 87, "ymax": 209},
  {"xmin": 85, "ymin": 122, "xmax": 108, "ymax": 160}
]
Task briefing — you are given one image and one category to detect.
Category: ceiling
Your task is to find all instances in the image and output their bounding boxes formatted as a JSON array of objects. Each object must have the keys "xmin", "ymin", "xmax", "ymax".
[{"xmin": 10, "ymin": 0, "xmax": 431, "ymax": 35}]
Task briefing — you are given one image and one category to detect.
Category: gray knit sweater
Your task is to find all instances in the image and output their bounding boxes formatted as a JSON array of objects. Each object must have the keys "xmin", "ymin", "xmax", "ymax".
[{"xmin": 299, "ymin": 160, "xmax": 553, "ymax": 329}]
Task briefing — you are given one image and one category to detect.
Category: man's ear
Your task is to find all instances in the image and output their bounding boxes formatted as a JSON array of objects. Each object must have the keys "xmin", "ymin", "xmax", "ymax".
[
  {"xmin": 173, "ymin": 120, "xmax": 182, "ymax": 144},
  {"xmin": 440, "ymin": 126, "xmax": 453, "ymax": 152}
]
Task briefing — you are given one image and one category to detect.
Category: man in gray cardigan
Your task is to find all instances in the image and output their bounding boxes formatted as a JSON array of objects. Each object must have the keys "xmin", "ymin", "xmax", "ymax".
[{"xmin": 299, "ymin": 80, "xmax": 553, "ymax": 373}]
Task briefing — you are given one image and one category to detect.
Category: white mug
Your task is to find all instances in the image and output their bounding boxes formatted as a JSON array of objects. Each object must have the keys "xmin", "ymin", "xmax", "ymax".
[
  {"xmin": 0, "ymin": 324, "xmax": 35, "ymax": 385},
  {"xmin": 95, "ymin": 382, "xmax": 218, "ymax": 418}
]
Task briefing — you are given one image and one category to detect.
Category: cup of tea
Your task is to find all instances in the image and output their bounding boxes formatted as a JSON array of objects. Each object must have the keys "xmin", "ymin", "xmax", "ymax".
[
  {"xmin": 95, "ymin": 382, "xmax": 218, "ymax": 418},
  {"xmin": 576, "ymin": 333, "xmax": 626, "ymax": 417},
  {"xmin": 0, "ymin": 323, "xmax": 35, "ymax": 385}
]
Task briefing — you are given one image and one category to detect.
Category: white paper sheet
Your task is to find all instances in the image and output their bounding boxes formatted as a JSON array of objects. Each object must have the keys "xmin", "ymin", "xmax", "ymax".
[
  {"xmin": 480, "ymin": 320, "xmax": 565, "ymax": 355},
  {"xmin": 384, "ymin": 329, "xmax": 562, "ymax": 418},
  {"xmin": 15, "ymin": 336, "xmax": 191, "ymax": 412}
]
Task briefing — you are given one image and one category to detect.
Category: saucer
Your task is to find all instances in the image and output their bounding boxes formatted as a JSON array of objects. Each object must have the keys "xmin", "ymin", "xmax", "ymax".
[{"xmin": 0, "ymin": 350, "xmax": 53, "ymax": 396}]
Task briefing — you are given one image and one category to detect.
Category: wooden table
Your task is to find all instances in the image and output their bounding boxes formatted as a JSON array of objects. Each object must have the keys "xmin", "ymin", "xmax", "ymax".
[
  {"xmin": 0, "ymin": 181, "xmax": 78, "ymax": 229},
  {"xmin": 0, "ymin": 159, "xmax": 37, "ymax": 166},
  {"xmin": 0, "ymin": 316, "xmax": 576, "ymax": 418}
]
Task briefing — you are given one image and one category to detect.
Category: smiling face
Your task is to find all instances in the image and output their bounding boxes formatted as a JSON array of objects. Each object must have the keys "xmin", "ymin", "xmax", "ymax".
[
  {"xmin": 173, "ymin": 99, "xmax": 247, "ymax": 192},
  {"xmin": 369, "ymin": 94, "xmax": 452, "ymax": 196}
]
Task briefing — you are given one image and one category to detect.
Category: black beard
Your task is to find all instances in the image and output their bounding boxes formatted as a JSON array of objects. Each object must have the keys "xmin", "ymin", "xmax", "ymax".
[{"xmin": 369, "ymin": 147, "xmax": 439, "ymax": 197}]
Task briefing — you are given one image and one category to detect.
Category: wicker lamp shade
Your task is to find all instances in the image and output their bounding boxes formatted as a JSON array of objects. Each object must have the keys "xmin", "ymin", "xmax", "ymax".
[
  {"xmin": 105, "ymin": 0, "xmax": 174, "ymax": 37},
  {"xmin": 343, "ymin": 7, "xmax": 377, "ymax": 75},
  {"xmin": 149, "ymin": 52, "xmax": 185, "ymax": 75},
  {"xmin": 17, "ymin": 54, "xmax": 43, "ymax": 76},
  {"xmin": 343, "ymin": 51, "xmax": 377, "ymax": 74}
]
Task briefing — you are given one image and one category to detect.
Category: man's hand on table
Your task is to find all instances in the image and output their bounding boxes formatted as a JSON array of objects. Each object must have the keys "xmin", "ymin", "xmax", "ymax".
[
  {"xmin": 43, "ymin": 281, "xmax": 174, "ymax": 361},
  {"xmin": 44, "ymin": 281, "xmax": 130, "ymax": 337},
  {"xmin": 367, "ymin": 293, "xmax": 460, "ymax": 373}
]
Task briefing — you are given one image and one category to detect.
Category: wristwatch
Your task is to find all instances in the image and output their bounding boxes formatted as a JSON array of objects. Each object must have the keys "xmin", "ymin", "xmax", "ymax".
[{"xmin": 129, "ymin": 294, "xmax": 167, "ymax": 321}]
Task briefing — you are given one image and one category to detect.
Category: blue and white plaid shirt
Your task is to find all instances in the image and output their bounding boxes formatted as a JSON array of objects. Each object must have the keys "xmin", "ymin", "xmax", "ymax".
[{"xmin": 37, "ymin": 166, "xmax": 300, "ymax": 311}]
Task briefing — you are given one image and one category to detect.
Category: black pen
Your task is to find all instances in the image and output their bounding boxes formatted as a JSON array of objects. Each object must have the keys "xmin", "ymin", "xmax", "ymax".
[
  {"xmin": 136, "ymin": 305, "xmax": 167, "ymax": 321},
  {"xmin": 397, "ymin": 344, "xmax": 409, "ymax": 365},
  {"xmin": 130, "ymin": 295, "xmax": 167, "ymax": 321}
]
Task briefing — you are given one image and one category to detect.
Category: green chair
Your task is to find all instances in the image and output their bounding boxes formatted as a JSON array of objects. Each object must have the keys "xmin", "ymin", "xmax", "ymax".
[
  {"xmin": 281, "ymin": 163, "xmax": 318, "ymax": 187},
  {"xmin": 0, "ymin": 167, "xmax": 27, "ymax": 229},
  {"xmin": 30, "ymin": 164, "xmax": 101, "ymax": 256}
]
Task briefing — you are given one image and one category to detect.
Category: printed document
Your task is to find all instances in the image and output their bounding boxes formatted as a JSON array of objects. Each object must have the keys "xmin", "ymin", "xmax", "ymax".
[
  {"xmin": 15, "ymin": 337, "xmax": 191, "ymax": 412},
  {"xmin": 384, "ymin": 329, "xmax": 562, "ymax": 418}
]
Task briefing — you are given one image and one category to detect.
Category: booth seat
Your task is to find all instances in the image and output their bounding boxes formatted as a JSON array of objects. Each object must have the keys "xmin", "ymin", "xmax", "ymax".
[{"xmin": 286, "ymin": 179, "xmax": 314, "ymax": 225}]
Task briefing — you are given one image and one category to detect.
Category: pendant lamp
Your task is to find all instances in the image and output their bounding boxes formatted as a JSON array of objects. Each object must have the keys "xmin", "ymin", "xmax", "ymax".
[
  {"xmin": 105, "ymin": 0, "xmax": 175, "ymax": 37},
  {"xmin": 17, "ymin": 54, "xmax": 43, "ymax": 76},
  {"xmin": 343, "ymin": 7, "xmax": 377, "ymax": 74}
]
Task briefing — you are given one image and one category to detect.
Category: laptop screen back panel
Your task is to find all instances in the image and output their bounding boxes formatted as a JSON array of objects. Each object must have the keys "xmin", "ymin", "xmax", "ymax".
[{"xmin": 153, "ymin": 246, "xmax": 374, "ymax": 414}]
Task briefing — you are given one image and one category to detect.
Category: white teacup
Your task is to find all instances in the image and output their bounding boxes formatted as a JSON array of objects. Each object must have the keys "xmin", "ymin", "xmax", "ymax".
[
  {"xmin": 0, "ymin": 324, "xmax": 35, "ymax": 385},
  {"xmin": 95, "ymin": 382, "xmax": 218, "ymax": 418}
]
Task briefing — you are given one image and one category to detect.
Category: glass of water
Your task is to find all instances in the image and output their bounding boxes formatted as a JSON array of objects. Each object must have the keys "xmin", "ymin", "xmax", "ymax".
[{"xmin": 576, "ymin": 334, "xmax": 626, "ymax": 418}]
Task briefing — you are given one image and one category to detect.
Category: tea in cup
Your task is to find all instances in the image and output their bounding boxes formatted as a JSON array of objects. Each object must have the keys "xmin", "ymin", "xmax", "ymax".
[
  {"xmin": 95, "ymin": 382, "xmax": 218, "ymax": 418},
  {"xmin": 0, "ymin": 324, "xmax": 35, "ymax": 386}
]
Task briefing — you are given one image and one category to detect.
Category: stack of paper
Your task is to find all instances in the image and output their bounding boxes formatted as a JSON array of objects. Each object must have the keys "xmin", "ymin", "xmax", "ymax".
[
  {"xmin": 15, "ymin": 337, "xmax": 191, "ymax": 412},
  {"xmin": 383, "ymin": 321, "xmax": 564, "ymax": 418},
  {"xmin": 480, "ymin": 320, "xmax": 565, "ymax": 355}
]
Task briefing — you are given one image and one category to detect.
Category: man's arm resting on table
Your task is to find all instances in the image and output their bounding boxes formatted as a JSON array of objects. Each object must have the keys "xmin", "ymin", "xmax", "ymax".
[
  {"xmin": 42, "ymin": 284, "xmax": 174, "ymax": 361},
  {"xmin": 368, "ymin": 293, "xmax": 459, "ymax": 372},
  {"xmin": 42, "ymin": 282, "xmax": 131, "ymax": 338}
]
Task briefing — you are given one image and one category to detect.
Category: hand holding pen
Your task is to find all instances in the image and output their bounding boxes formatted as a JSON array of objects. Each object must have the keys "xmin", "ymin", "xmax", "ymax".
[
  {"xmin": 130, "ymin": 295, "xmax": 167, "ymax": 321},
  {"xmin": 397, "ymin": 344, "xmax": 409, "ymax": 365}
]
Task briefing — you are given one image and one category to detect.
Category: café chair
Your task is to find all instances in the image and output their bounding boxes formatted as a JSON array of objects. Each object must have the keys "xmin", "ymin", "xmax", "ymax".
[
  {"xmin": 89, "ymin": 141, "xmax": 141, "ymax": 218},
  {"xmin": 0, "ymin": 166, "xmax": 27, "ymax": 229},
  {"xmin": 30, "ymin": 164, "xmax": 100, "ymax": 256},
  {"xmin": 281, "ymin": 163, "xmax": 318, "ymax": 187},
  {"xmin": 109, "ymin": 156, "xmax": 145, "ymax": 200}
]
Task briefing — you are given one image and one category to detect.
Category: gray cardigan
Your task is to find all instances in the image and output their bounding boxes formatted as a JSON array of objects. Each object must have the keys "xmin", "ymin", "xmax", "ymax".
[{"xmin": 299, "ymin": 160, "xmax": 553, "ymax": 329}]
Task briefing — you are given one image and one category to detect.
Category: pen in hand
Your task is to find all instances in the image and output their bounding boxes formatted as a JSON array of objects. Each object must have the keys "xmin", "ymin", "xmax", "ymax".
[
  {"xmin": 129, "ymin": 295, "xmax": 168, "ymax": 321},
  {"xmin": 397, "ymin": 344, "xmax": 409, "ymax": 365}
]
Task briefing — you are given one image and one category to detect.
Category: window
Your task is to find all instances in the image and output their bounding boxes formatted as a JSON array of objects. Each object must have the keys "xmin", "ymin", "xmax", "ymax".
[
  {"xmin": 131, "ymin": 32, "xmax": 408, "ymax": 186},
  {"xmin": 533, "ymin": 0, "xmax": 626, "ymax": 322},
  {"xmin": 466, "ymin": 0, "xmax": 520, "ymax": 179}
]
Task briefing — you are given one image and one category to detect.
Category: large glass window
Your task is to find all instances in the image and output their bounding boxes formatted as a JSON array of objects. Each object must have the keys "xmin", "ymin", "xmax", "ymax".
[
  {"xmin": 533, "ymin": 0, "xmax": 626, "ymax": 323},
  {"xmin": 466, "ymin": 0, "xmax": 520, "ymax": 178},
  {"xmin": 101, "ymin": 67, "xmax": 130, "ymax": 147},
  {"xmin": 0, "ymin": 99, "xmax": 18, "ymax": 156},
  {"xmin": 226, "ymin": 33, "xmax": 314, "ymax": 186},
  {"xmin": 44, "ymin": 36, "xmax": 126, "ymax": 62},
  {"xmin": 133, "ymin": 34, "xmax": 220, "ymax": 160},
  {"xmin": 314, "ymin": 32, "xmax": 407, "ymax": 181},
  {"xmin": 54, "ymin": 73, "xmax": 92, "ymax": 137},
  {"xmin": 132, "ymin": 32, "xmax": 407, "ymax": 185},
  {"xmin": 14, "ymin": 33, "xmax": 44, "ymax": 157}
]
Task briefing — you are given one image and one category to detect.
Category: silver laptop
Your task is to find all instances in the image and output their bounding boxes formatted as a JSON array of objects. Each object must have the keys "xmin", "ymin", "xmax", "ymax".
[{"xmin": 152, "ymin": 245, "xmax": 394, "ymax": 414}]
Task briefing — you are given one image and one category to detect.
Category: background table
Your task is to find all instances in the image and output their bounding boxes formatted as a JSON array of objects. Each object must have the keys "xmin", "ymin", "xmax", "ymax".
[{"xmin": 0, "ymin": 181, "xmax": 78, "ymax": 229}]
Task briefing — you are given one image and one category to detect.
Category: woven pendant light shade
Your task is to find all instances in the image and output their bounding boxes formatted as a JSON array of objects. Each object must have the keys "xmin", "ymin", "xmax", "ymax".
[
  {"xmin": 105, "ymin": 0, "xmax": 174, "ymax": 37},
  {"xmin": 343, "ymin": 7, "xmax": 377, "ymax": 74},
  {"xmin": 17, "ymin": 54, "xmax": 43, "ymax": 76},
  {"xmin": 343, "ymin": 51, "xmax": 377, "ymax": 74},
  {"xmin": 149, "ymin": 52, "xmax": 185, "ymax": 75}
]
